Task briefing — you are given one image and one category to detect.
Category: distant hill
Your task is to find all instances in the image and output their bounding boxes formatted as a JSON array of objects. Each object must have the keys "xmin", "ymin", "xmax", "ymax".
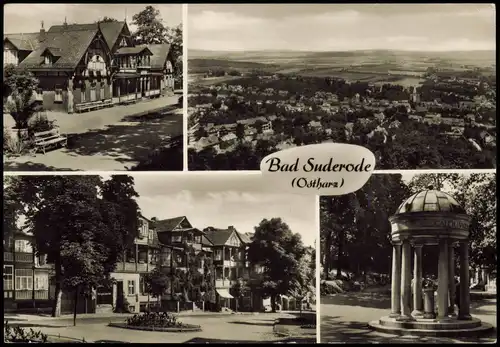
[{"xmin": 189, "ymin": 49, "xmax": 496, "ymax": 69}]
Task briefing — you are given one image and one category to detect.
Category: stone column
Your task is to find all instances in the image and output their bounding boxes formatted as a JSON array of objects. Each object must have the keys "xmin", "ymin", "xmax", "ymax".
[
  {"xmin": 389, "ymin": 244, "xmax": 402, "ymax": 318},
  {"xmin": 399, "ymin": 240, "xmax": 413, "ymax": 320},
  {"xmin": 437, "ymin": 239, "xmax": 450, "ymax": 320},
  {"xmin": 459, "ymin": 241, "xmax": 472, "ymax": 320},
  {"xmin": 412, "ymin": 244, "xmax": 424, "ymax": 316},
  {"xmin": 448, "ymin": 243, "xmax": 456, "ymax": 316}
]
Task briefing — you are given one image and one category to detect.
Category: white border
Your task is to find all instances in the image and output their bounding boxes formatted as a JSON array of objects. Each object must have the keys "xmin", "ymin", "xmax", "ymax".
[
  {"xmin": 315, "ymin": 194, "xmax": 321, "ymax": 343},
  {"xmin": 4, "ymin": 169, "xmax": 496, "ymax": 176},
  {"xmin": 182, "ymin": 3, "xmax": 189, "ymax": 172}
]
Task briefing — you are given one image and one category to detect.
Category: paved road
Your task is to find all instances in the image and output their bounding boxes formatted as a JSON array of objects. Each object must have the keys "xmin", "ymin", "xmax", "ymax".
[
  {"xmin": 320, "ymin": 293, "xmax": 497, "ymax": 344},
  {"xmin": 12, "ymin": 313, "xmax": 294, "ymax": 343},
  {"xmin": 4, "ymin": 95, "xmax": 183, "ymax": 171}
]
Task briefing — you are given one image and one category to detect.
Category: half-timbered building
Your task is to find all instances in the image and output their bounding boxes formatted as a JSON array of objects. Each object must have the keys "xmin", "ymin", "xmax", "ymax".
[{"xmin": 3, "ymin": 19, "xmax": 176, "ymax": 113}]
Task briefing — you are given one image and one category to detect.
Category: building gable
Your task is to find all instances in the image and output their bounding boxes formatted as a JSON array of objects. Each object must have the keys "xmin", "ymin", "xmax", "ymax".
[
  {"xmin": 174, "ymin": 217, "xmax": 193, "ymax": 231},
  {"xmin": 225, "ymin": 231, "xmax": 242, "ymax": 247}
]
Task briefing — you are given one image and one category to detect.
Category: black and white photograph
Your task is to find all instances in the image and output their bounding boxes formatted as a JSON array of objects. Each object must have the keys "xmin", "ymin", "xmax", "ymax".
[
  {"xmin": 3, "ymin": 173, "xmax": 316, "ymax": 343},
  {"xmin": 319, "ymin": 172, "xmax": 496, "ymax": 343},
  {"xmin": 3, "ymin": 4, "xmax": 183, "ymax": 171},
  {"xmin": 187, "ymin": 4, "xmax": 496, "ymax": 170}
]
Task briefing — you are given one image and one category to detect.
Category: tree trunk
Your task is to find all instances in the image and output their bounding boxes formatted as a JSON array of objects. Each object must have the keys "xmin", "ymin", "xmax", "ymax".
[
  {"xmin": 336, "ymin": 231, "xmax": 344, "ymax": 278},
  {"xmin": 73, "ymin": 286, "xmax": 79, "ymax": 326},
  {"xmin": 52, "ymin": 261, "xmax": 62, "ymax": 317},
  {"xmin": 271, "ymin": 293, "xmax": 276, "ymax": 313},
  {"xmin": 324, "ymin": 231, "xmax": 331, "ymax": 279}
]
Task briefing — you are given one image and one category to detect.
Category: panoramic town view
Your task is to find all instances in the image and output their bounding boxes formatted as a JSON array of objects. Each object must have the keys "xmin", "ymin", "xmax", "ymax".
[
  {"xmin": 187, "ymin": 4, "xmax": 496, "ymax": 170},
  {"xmin": 320, "ymin": 172, "xmax": 496, "ymax": 343},
  {"xmin": 3, "ymin": 174, "xmax": 316, "ymax": 343},
  {"xmin": 3, "ymin": 4, "xmax": 183, "ymax": 171}
]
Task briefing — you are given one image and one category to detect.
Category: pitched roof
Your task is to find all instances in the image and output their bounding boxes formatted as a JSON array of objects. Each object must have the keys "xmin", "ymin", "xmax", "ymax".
[
  {"xmin": 238, "ymin": 232, "xmax": 253, "ymax": 244},
  {"xmin": 137, "ymin": 43, "xmax": 171, "ymax": 69},
  {"xmin": 204, "ymin": 228, "xmax": 233, "ymax": 246},
  {"xmin": 155, "ymin": 216, "xmax": 188, "ymax": 233},
  {"xmin": 19, "ymin": 29, "xmax": 99, "ymax": 70},
  {"xmin": 115, "ymin": 46, "xmax": 152, "ymax": 56},
  {"xmin": 48, "ymin": 21, "xmax": 126, "ymax": 51},
  {"xmin": 4, "ymin": 33, "xmax": 43, "ymax": 51}
]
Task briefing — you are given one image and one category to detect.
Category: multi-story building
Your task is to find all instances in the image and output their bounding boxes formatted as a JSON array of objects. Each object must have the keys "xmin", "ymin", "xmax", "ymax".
[
  {"xmin": 3, "ymin": 226, "xmax": 52, "ymax": 311},
  {"xmin": 3, "ymin": 19, "xmax": 175, "ymax": 113},
  {"xmin": 3, "ymin": 213, "xmax": 265, "ymax": 314}
]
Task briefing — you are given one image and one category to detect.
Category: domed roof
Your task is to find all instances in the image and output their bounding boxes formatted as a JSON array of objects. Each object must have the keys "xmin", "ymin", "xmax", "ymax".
[{"xmin": 395, "ymin": 187, "xmax": 466, "ymax": 214}]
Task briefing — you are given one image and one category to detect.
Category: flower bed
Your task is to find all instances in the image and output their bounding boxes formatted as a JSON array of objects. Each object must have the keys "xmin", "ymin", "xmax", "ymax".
[
  {"xmin": 109, "ymin": 312, "xmax": 201, "ymax": 332},
  {"xmin": 4, "ymin": 322, "xmax": 48, "ymax": 343}
]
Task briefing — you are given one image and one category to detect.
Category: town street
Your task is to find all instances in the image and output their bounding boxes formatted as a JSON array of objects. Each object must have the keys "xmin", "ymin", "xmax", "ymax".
[
  {"xmin": 7, "ymin": 312, "xmax": 297, "ymax": 343},
  {"xmin": 4, "ymin": 94, "xmax": 183, "ymax": 171}
]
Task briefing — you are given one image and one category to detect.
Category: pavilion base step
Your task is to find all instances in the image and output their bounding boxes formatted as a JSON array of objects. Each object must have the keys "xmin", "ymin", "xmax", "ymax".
[{"xmin": 369, "ymin": 317, "xmax": 494, "ymax": 337}]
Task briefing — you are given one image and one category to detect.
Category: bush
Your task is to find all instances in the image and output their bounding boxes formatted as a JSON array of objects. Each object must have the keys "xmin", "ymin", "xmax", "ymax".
[
  {"xmin": 126, "ymin": 312, "xmax": 188, "ymax": 328},
  {"xmin": 29, "ymin": 112, "xmax": 56, "ymax": 134},
  {"xmin": 4, "ymin": 321, "xmax": 48, "ymax": 343}
]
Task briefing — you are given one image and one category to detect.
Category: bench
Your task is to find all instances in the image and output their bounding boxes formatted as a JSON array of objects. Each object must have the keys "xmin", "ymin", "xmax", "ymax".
[
  {"xmin": 34, "ymin": 127, "xmax": 68, "ymax": 154},
  {"xmin": 75, "ymin": 100, "xmax": 113, "ymax": 113}
]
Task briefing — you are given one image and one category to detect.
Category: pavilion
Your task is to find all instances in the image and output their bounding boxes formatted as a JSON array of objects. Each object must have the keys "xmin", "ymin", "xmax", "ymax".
[{"xmin": 369, "ymin": 187, "xmax": 494, "ymax": 336}]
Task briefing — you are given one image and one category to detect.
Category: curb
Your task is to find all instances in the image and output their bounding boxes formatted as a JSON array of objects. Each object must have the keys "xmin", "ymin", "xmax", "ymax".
[{"xmin": 108, "ymin": 322, "xmax": 202, "ymax": 333}]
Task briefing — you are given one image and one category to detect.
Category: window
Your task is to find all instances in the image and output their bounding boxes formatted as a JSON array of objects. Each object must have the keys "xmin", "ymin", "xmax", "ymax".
[
  {"xmin": 166, "ymin": 61, "xmax": 173, "ymax": 74},
  {"xmin": 120, "ymin": 38, "xmax": 127, "ymax": 47},
  {"xmin": 34, "ymin": 274, "xmax": 48, "ymax": 290},
  {"xmin": 54, "ymin": 89, "xmax": 63, "ymax": 103},
  {"xmin": 15, "ymin": 240, "xmax": 32, "ymax": 253},
  {"xmin": 194, "ymin": 235, "xmax": 202, "ymax": 244},
  {"xmin": 3, "ymin": 265, "xmax": 13, "ymax": 290},
  {"xmin": 139, "ymin": 275, "xmax": 145, "ymax": 295},
  {"xmin": 4, "ymin": 49, "xmax": 19, "ymax": 66},
  {"xmin": 44, "ymin": 55, "xmax": 52, "ymax": 65},
  {"xmin": 127, "ymin": 280, "xmax": 135, "ymax": 295},
  {"xmin": 171, "ymin": 235, "xmax": 182, "ymax": 243},
  {"xmin": 214, "ymin": 249, "xmax": 222, "ymax": 261},
  {"xmin": 15, "ymin": 269, "xmax": 33, "ymax": 290}
]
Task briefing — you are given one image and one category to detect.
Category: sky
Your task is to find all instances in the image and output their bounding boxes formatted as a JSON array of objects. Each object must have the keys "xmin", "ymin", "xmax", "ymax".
[
  {"xmin": 126, "ymin": 173, "xmax": 317, "ymax": 247},
  {"xmin": 3, "ymin": 4, "xmax": 182, "ymax": 34},
  {"xmin": 188, "ymin": 3, "xmax": 496, "ymax": 52}
]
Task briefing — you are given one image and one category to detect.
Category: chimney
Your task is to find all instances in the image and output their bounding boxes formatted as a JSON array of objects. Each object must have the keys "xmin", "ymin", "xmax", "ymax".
[
  {"xmin": 228, "ymin": 226, "xmax": 235, "ymax": 231},
  {"xmin": 39, "ymin": 21, "xmax": 46, "ymax": 42},
  {"xmin": 63, "ymin": 17, "xmax": 68, "ymax": 28}
]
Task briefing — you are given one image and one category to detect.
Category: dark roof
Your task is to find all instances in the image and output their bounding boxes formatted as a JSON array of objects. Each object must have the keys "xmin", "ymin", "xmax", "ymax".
[
  {"xmin": 202, "ymin": 235, "xmax": 214, "ymax": 247},
  {"xmin": 4, "ymin": 33, "xmax": 43, "ymax": 51},
  {"xmin": 155, "ymin": 216, "xmax": 187, "ymax": 233},
  {"xmin": 48, "ymin": 21, "xmax": 126, "ymax": 51},
  {"xmin": 238, "ymin": 232, "xmax": 252, "ymax": 244},
  {"xmin": 395, "ymin": 189, "xmax": 466, "ymax": 214},
  {"xmin": 115, "ymin": 46, "xmax": 153, "ymax": 56},
  {"xmin": 19, "ymin": 29, "xmax": 99, "ymax": 70},
  {"xmin": 137, "ymin": 44, "xmax": 171, "ymax": 69},
  {"xmin": 204, "ymin": 228, "xmax": 233, "ymax": 246}
]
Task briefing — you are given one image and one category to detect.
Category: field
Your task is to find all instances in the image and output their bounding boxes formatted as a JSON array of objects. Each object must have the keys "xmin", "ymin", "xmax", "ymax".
[{"xmin": 188, "ymin": 49, "xmax": 495, "ymax": 86}]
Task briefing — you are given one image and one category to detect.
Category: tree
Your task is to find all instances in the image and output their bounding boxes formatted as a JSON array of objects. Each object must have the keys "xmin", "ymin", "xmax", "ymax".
[
  {"xmin": 12, "ymin": 175, "xmax": 140, "ymax": 320},
  {"xmin": 235, "ymin": 123, "xmax": 245, "ymax": 141},
  {"xmin": 100, "ymin": 16, "xmax": 117, "ymax": 22},
  {"xmin": 247, "ymin": 218, "xmax": 306, "ymax": 312},
  {"xmin": 132, "ymin": 6, "xmax": 169, "ymax": 45},
  {"xmin": 231, "ymin": 278, "xmax": 249, "ymax": 312},
  {"xmin": 144, "ymin": 267, "xmax": 170, "ymax": 304},
  {"xmin": 4, "ymin": 65, "xmax": 41, "ymax": 132}
]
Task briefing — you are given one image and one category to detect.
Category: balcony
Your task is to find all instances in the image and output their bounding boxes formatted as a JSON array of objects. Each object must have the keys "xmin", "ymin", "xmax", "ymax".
[
  {"xmin": 115, "ymin": 261, "xmax": 156, "ymax": 273},
  {"xmin": 4, "ymin": 252, "xmax": 13, "ymax": 262},
  {"xmin": 4, "ymin": 252, "xmax": 35, "ymax": 263},
  {"xmin": 15, "ymin": 290, "xmax": 49, "ymax": 300}
]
